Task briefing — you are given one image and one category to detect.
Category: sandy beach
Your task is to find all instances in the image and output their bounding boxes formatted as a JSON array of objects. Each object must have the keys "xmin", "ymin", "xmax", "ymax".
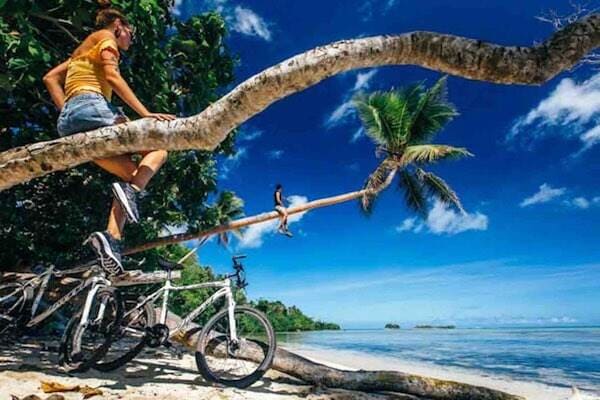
[{"xmin": 0, "ymin": 340, "xmax": 596, "ymax": 400}]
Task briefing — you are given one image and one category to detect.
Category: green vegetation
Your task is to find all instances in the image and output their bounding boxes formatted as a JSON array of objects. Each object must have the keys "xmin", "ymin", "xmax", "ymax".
[
  {"xmin": 385, "ymin": 323, "xmax": 400, "ymax": 329},
  {"xmin": 0, "ymin": 0, "xmax": 240, "ymax": 269},
  {"xmin": 253, "ymin": 299, "xmax": 340, "ymax": 332}
]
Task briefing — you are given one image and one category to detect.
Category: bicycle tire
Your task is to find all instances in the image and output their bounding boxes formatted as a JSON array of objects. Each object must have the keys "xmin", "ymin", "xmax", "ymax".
[
  {"xmin": 195, "ymin": 305, "xmax": 276, "ymax": 388},
  {"xmin": 93, "ymin": 296, "xmax": 155, "ymax": 372},
  {"xmin": 59, "ymin": 287, "xmax": 122, "ymax": 372},
  {"xmin": 0, "ymin": 282, "xmax": 27, "ymax": 334}
]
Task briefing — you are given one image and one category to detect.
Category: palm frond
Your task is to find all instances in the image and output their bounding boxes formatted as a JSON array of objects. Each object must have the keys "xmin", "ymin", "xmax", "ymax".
[
  {"xmin": 353, "ymin": 91, "xmax": 412, "ymax": 149},
  {"xmin": 399, "ymin": 170, "xmax": 427, "ymax": 216},
  {"xmin": 215, "ymin": 191, "xmax": 245, "ymax": 223},
  {"xmin": 416, "ymin": 168, "xmax": 464, "ymax": 212},
  {"xmin": 361, "ymin": 157, "xmax": 398, "ymax": 213},
  {"xmin": 408, "ymin": 76, "xmax": 458, "ymax": 144},
  {"xmin": 400, "ymin": 144, "xmax": 473, "ymax": 166}
]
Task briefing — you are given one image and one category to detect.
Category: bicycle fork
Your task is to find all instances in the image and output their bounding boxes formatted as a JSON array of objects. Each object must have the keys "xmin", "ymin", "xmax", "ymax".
[
  {"xmin": 226, "ymin": 289, "xmax": 239, "ymax": 344},
  {"xmin": 79, "ymin": 279, "xmax": 111, "ymax": 328}
]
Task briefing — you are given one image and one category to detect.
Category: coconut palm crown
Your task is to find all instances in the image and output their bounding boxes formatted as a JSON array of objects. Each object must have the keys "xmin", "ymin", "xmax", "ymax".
[{"xmin": 353, "ymin": 76, "xmax": 472, "ymax": 216}]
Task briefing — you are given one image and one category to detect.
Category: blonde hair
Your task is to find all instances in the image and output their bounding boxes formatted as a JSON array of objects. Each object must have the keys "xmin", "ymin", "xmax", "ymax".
[{"xmin": 95, "ymin": 0, "xmax": 130, "ymax": 29}]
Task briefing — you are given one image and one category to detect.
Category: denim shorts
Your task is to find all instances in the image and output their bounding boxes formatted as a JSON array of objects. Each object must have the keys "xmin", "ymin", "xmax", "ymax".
[{"xmin": 57, "ymin": 92, "xmax": 126, "ymax": 137}]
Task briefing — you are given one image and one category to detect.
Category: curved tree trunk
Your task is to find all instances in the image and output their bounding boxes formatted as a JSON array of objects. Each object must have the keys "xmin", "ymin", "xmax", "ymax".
[
  {"xmin": 124, "ymin": 188, "xmax": 371, "ymax": 255},
  {"xmin": 1, "ymin": 14, "xmax": 599, "ymax": 190}
]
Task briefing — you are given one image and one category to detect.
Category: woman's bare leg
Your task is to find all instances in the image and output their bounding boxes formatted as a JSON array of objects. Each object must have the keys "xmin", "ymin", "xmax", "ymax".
[
  {"xmin": 93, "ymin": 155, "xmax": 137, "ymax": 239},
  {"xmin": 130, "ymin": 150, "xmax": 168, "ymax": 190}
]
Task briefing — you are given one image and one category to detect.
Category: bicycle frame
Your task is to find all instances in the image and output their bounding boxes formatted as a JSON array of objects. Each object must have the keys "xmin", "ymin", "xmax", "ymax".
[
  {"xmin": 9, "ymin": 265, "xmax": 113, "ymax": 329},
  {"xmin": 125, "ymin": 275, "xmax": 239, "ymax": 342}
]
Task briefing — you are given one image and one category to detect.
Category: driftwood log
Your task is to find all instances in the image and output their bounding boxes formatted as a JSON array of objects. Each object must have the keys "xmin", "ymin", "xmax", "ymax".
[
  {"xmin": 163, "ymin": 312, "xmax": 524, "ymax": 400},
  {"xmin": 1, "ymin": 270, "xmax": 180, "ymax": 287}
]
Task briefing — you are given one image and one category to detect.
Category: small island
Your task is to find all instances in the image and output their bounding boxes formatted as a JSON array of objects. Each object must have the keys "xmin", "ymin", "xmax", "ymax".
[
  {"xmin": 414, "ymin": 325, "xmax": 456, "ymax": 329},
  {"xmin": 385, "ymin": 323, "xmax": 400, "ymax": 329}
]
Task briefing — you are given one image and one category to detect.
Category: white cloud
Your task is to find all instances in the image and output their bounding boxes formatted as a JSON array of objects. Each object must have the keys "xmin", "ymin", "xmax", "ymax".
[
  {"xmin": 192, "ymin": 1, "xmax": 273, "ymax": 41},
  {"xmin": 232, "ymin": 6, "xmax": 272, "ymax": 41},
  {"xmin": 396, "ymin": 217, "xmax": 423, "ymax": 233},
  {"xmin": 239, "ymin": 128, "xmax": 263, "ymax": 142},
  {"xmin": 426, "ymin": 200, "xmax": 488, "ymax": 235},
  {"xmin": 325, "ymin": 70, "xmax": 377, "ymax": 129},
  {"xmin": 220, "ymin": 147, "xmax": 247, "ymax": 179},
  {"xmin": 350, "ymin": 127, "xmax": 365, "ymax": 143},
  {"xmin": 325, "ymin": 100, "xmax": 354, "ymax": 128},
  {"xmin": 520, "ymin": 183, "xmax": 566, "ymax": 207},
  {"xmin": 571, "ymin": 197, "xmax": 590, "ymax": 209},
  {"xmin": 508, "ymin": 73, "xmax": 600, "ymax": 154},
  {"xmin": 397, "ymin": 200, "xmax": 488, "ymax": 236},
  {"xmin": 359, "ymin": 0, "xmax": 396, "ymax": 21},
  {"xmin": 519, "ymin": 184, "xmax": 600, "ymax": 210},
  {"xmin": 353, "ymin": 70, "xmax": 378, "ymax": 91},
  {"xmin": 267, "ymin": 149, "xmax": 284, "ymax": 159},
  {"xmin": 238, "ymin": 195, "xmax": 308, "ymax": 248}
]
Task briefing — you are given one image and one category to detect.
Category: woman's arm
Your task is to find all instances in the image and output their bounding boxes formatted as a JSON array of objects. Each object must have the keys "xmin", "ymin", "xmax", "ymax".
[
  {"xmin": 43, "ymin": 60, "xmax": 70, "ymax": 110},
  {"xmin": 101, "ymin": 48, "xmax": 175, "ymax": 122}
]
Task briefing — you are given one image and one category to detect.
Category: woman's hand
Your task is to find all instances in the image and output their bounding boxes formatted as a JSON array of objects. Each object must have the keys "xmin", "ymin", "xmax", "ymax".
[{"xmin": 142, "ymin": 112, "xmax": 177, "ymax": 121}]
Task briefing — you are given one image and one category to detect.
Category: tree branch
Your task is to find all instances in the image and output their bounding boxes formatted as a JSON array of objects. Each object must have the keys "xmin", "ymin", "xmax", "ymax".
[
  {"xmin": 124, "ymin": 189, "xmax": 371, "ymax": 255},
  {"xmin": 29, "ymin": 13, "xmax": 80, "ymax": 44},
  {"xmin": 1, "ymin": 14, "xmax": 599, "ymax": 191}
]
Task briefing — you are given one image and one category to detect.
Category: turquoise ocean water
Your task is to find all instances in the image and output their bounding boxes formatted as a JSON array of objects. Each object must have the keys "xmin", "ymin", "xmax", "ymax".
[{"xmin": 278, "ymin": 327, "xmax": 600, "ymax": 394}]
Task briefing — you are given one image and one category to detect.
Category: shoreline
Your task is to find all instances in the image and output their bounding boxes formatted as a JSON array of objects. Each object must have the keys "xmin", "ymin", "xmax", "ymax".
[
  {"xmin": 283, "ymin": 344, "xmax": 599, "ymax": 400},
  {"xmin": 1, "ymin": 340, "xmax": 598, "ymax": 400}
]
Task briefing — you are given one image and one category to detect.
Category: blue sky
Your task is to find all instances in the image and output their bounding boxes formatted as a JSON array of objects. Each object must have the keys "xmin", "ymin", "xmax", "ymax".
[{"xmin": 171, "ymin": 0, "xmax": 600, "ymax": 328}]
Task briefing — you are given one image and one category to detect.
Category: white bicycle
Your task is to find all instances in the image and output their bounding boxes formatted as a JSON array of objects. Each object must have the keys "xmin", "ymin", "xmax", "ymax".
[{"xmin": 63, "ymin": 254, "xmax": 276, "ymax": 388}]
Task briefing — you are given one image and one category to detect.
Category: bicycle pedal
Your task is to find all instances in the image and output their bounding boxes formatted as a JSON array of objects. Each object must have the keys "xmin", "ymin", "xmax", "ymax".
[{"xmin": 163, "ymin": 341, "xmax": 183, "ymax": 359}]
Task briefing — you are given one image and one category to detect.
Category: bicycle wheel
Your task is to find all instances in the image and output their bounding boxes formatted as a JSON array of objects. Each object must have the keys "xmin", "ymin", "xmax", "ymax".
[
  {"xmin": 59, "ymin": 287, "xmax": 122, "ymax": 372},
  {"xmin": 93, "ymin": 295, "xmax": 155, "ymax": 372},
  {"xmin": 0, "ymin": 282, "xmax": 27, "ymax": 334},
  {"xmin": 195, "ymin": 305, "xmax": 276, "ymax": 388}
]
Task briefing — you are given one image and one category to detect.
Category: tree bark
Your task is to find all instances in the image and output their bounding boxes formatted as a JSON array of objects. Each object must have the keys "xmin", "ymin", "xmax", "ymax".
[
  {"xmin": 124, "ymin": 189, "xmax": 371, "ymax": 255},
  {"xmin": 164, "ymin": 312, "xmax": 523, "ymax": 400},
  {"xmin": 1, "ymin": 14, "xmax": 599, "ymax": 190}
]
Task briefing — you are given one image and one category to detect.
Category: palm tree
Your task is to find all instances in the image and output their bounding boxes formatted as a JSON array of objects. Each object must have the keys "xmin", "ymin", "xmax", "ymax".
[
  {"xmin": 125, "ymin": 77, "xmax": 471, "ymax": 255},
  {"xmin": 354, "ymin": 76, "xmax": 471, "ymax": 215}
]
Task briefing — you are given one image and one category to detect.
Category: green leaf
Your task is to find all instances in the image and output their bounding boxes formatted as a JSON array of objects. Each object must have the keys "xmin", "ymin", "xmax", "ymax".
[
  {"xmin": 416, "ymin": 168, "xmax": 464, "ymax": 212},
  {"xmin": 399, "ymin": 171, "xmax": 427, "ymax": 216},
  {"xmin": 27, "ymin": 43, "xmax": 40, "ymax": 58}
]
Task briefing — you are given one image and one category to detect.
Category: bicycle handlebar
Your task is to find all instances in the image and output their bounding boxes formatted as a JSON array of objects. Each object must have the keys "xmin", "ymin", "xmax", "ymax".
[{"xmin": 228, "ymin": 255, "xmax": 248, "ymax": 289}]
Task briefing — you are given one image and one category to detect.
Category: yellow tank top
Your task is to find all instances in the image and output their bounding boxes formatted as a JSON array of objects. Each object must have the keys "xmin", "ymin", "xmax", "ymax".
[{"xmin": 64, "ymin": 38, "xmax": 119, "ymax": 102}]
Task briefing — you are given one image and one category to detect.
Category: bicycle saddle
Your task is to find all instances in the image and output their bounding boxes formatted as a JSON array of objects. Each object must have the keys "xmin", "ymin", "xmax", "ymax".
[{"xmin": 158, "ymin": 257, "xmax": 184, "ymax": 271}]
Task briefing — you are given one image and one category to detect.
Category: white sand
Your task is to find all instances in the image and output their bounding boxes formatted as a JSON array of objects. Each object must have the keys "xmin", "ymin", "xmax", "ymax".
[
  {"xmin": 284, "ymin": 344, "xmax": 600, "ymax": 400},
  {"xmin": 1, "ymin": 340, "xmax": 598, "ymax": 400}
]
